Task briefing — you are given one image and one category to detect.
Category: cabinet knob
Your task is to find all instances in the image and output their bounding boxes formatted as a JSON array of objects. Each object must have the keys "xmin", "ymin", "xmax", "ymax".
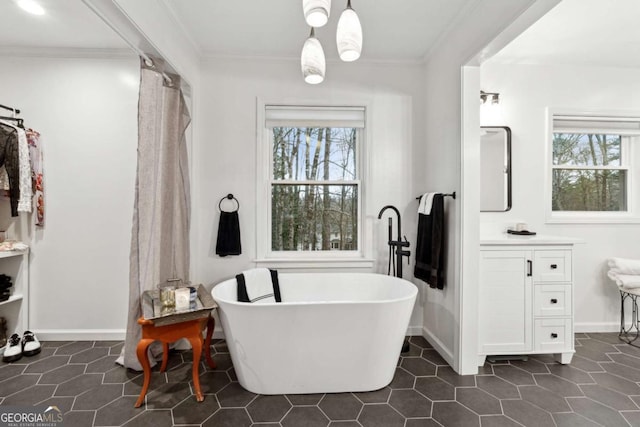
[
  {"xmin": 551, "ymin": 333, "xmax": 558, "ymax": 338},
  {"xmin": 550, "ymin": 298, "xmax": 558, "ymax": 304},
  {"xmin": 550, "ymin": 264, "xmax": 558, "ymax": 269}
]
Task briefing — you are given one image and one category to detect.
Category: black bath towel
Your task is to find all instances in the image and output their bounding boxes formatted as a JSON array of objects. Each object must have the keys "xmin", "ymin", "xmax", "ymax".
[
  {"xmin": 414, "ymin": 193, "xmax": 445, "ymax": 289},
  {"xmin": 216, "ymin": 211, "xmax": 242, "ymax": 257}
]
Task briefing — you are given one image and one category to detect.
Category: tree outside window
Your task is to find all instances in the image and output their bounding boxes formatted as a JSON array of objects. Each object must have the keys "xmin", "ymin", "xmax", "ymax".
[
  {"xmin": 270, "ymin": 127, "xmax": 359, "ymax": 251},
  {"xmin": 552, "ymin": 133, "xmax": 627, "ymax": 212}
]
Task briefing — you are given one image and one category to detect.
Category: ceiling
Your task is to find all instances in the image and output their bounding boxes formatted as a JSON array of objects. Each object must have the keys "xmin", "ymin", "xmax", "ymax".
[
  {"xmin": 0, "ymin": 0, "xmax": 475, "ymax": 62},
  {"xmin": 0, "ymin": 0, "xmax": 127, "ymax": 51},
  {"xmin": 491, "ymin": 0, "xmax": 640, "ymax": 68},
  {"xmin": 163, "ymin": 0, "xmax": 474, "ymax": 61},
  {"xmin": 1, "ymin": 0, "xmax": 639, "ymax": 68}
]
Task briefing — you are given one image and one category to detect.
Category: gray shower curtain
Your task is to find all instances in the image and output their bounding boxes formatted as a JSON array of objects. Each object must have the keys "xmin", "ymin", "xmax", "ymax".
[{"xmin": 119, "ymin": 57, "xmax": 191, "ymax": 370}]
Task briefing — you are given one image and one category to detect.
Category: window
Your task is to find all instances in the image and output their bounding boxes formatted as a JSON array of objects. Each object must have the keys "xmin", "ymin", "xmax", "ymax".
[
  {"xmin": 549, "ymin": 114, "xmax": 639, "ymax": 222},
  {"xmin": 257, "ymin": 105, "xmax": 367, "ymax": 262}
]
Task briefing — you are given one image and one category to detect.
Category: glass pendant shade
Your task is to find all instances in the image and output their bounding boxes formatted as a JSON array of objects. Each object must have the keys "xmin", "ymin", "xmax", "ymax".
[
  {"xmin": 301, "ymin": 29, "xmax": 326, "ymax": 84},
  {"xmin": 303, "ymin": 0, "xmax": 331, "ymax": 27},
  {"xmin": 336, "ymin": 3, "xmax": 362, "ymax": 62}
]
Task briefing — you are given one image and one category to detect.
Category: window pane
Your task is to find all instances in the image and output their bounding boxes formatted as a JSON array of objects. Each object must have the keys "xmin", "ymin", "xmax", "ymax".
[
  {"xmin": 272, "ymin": 127, "xmax": 357, "ymax": 181},
  {"xmin": 552, "ymin": 169, "xmax": 627, "ymax": 211},
  {"xmin": 271, "ymin": 184, "xmax": 358, "ymax": 251},
  {"xmin": 553, "ymin": 133, "xmax": 621, "ymax": 166}
]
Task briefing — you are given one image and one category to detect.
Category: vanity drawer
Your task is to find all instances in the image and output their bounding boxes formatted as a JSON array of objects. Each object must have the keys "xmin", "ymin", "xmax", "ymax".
[
  {"xmin": 534, "ymin": 285, "xmax": 572, "ymax": 317},
  {"xmin": 533, "ymin": 250, "xmax": 572, "ymax": 282},
  {"xmin": 534, "ymin": 318, "xmax": 572, "ymax": 352}
]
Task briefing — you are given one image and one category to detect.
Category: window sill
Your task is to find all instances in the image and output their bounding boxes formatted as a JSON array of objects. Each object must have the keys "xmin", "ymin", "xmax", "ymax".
[{"xmin": 254, "ymin": 257, "xmax": 375, "ymax": 270}]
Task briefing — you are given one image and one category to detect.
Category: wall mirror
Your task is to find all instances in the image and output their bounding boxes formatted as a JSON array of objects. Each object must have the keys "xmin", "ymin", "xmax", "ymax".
[{"xmin": 480, "ymin": 126, "xmax": 511, "ymax": 212}]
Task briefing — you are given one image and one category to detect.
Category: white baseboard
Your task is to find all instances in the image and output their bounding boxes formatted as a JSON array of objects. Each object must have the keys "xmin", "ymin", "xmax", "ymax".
[
  {"xmin": 33, "ymin": 329, "xmax": 126, "ymax": 341},
  {"xmin": 406, "ymin": 325, "xmax": 423, "ymax": 336},
  {"xmin": 34, "ymin": 328, "xmax": 227, "ymax": 342},
  {"xmin": 574, "ymin": 322, "xmax": 620, "ymax": 333},
  {"xmin": 422, "ymin": 326, "xmax": 455, "ymax": 368}
]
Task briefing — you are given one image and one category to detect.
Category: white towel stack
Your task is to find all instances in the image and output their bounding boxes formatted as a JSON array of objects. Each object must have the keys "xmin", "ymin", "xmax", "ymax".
[{"xmin": 608, "ymin": 257, "xmax": 640, "ymax": 291}]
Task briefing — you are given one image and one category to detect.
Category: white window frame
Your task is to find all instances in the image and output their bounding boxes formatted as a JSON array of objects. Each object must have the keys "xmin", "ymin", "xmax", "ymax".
[
  {"xmin": 546, "ymin": 109, "xmax": 640, "ymax": 223},
  {"xmin": 255, "ymin": 99, "xmax": 374, "ymax": 269}
]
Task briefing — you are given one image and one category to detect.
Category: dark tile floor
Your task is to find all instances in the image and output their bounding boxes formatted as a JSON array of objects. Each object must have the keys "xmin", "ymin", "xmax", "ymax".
[{"xmin": 1, "ymin": 333, "xmax": 640, "ymax": 426}]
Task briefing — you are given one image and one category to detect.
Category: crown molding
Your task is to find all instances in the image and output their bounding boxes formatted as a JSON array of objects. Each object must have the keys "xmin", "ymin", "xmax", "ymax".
[
  {"xmin": 0, "ymin": 46, "xmax": 135, "ymax": 59},
  {"xmin": 159, "ymin": 0, "xmax": 203, "ymax": 57},
  {"xmin": 421, "ymin": 0, "xmax": 483, "ymax": 64},
  {"xmin": 200, "ymin": 52, "xmax": 425, "ymax": 67}
]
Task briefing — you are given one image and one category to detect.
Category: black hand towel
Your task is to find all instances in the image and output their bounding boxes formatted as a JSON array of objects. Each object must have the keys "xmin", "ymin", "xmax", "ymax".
[
  {"xmin": 414, "ymin": 193, "xmax": 445, "ymax": 289},
  {"xmin": 216, "ymin": 211, "xmax": 241, "ymax": 257}
]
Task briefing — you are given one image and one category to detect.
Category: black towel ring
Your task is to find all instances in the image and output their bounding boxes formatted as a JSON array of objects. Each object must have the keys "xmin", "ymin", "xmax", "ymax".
[{"xmin": 219, "ymin": 193, "xmax": 240, "ymax": 212}]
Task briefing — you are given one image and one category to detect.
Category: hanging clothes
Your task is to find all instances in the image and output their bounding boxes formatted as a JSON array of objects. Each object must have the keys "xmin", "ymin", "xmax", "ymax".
[
  {"xmin": 16, "ymin": 127, "xmax": 32, "ymax": 214},
  {"xmin": 27, "ymin": 129, "xmax": 44, "ymax": 226},
  {"xmin": 0, "ymin": 166, "xmax": 9, "ymax": 191},
  {"xmin": 0, "ymin": 122, "xmax": 22, "ymax": 217}
]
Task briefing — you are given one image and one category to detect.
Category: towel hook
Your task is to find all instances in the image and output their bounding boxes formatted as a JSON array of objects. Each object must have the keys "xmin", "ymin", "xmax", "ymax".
[{"xmin": 218, "ymin": 193, "xmax": 240, "ymax": 212}]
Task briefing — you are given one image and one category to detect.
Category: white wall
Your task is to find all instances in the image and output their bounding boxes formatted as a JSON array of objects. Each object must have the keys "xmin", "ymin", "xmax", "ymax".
[
  {"xmin": 193, "ymin": 57, "xmax": 426, "ymax": 330},
  {"xmin": 0, "ymin": 55, "xmax": 139, "ymax": 339},
  {"xmin": 419, "ymin": 0, "xmax": 549, "ymax": 374},
  {"xmin": 480, "ymin": 61, "xmax": 640, "ymax": 331}
]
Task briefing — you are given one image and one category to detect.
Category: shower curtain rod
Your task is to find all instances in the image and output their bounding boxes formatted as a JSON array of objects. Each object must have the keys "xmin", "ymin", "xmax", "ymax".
[
  {"xmin": 0, "ymin": 104, "xmax": 20, "ymax": 115},
  {"xmin": 139, "ymin": 54, "xmax": 173, "ymax": 85}
]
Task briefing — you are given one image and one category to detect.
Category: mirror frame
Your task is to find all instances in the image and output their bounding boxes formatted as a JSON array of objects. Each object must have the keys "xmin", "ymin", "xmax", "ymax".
[{"xmin": 480, "ymin": 126, "xmax": 512, "ymax": 212}]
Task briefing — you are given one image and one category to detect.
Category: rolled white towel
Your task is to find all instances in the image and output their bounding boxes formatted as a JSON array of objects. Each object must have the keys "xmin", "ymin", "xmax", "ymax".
[
  {"xmin": 607, "ymin": 270, "xmax": 640, "ymax": 289},
  {"xmin": 608, "ymin": 257, "xmax": 640, "ymax": 275},
  {"xmin": 418, "ymin": 193, "xmax": 436, "ymax": 215}
]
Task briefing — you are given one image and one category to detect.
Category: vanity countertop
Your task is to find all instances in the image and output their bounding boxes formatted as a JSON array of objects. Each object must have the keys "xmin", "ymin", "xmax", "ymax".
[{"xmin": 480, "ymin": 233, "xmax": 583, "ymax": 246}]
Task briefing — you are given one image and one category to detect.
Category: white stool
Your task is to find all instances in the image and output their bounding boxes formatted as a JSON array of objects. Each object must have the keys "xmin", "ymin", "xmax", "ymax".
[{"xmin": 619, "ymin": 286, "xmax": 640, "ymax": 346}]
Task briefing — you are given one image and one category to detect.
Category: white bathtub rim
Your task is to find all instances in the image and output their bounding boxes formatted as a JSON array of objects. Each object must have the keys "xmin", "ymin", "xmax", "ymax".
[
  {"xmin": 211, "ymin": 274, "xmax": 418, "ymax": 307},
  {"xmin": 214, "ymin": 298, "xmax": 416, "ymax": 307}
]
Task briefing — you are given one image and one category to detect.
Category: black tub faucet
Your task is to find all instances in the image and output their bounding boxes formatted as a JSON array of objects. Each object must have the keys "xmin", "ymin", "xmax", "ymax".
[{"xmin": 377, "ymin": 205, "xmax": 410, "ymax": 278}]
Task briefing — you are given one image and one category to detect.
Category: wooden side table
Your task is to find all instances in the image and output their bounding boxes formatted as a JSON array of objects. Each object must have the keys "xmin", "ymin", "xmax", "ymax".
[
  {"xmin": 134, "ymin": 314, "xmax": 216, "ymax": 407},
  {"xmin": 134, "ymin": 285, "xmax": 217, "ymax": 408}
]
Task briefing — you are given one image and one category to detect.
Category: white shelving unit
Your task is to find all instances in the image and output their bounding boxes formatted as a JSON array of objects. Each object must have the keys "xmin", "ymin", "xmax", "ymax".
[{"xmin": 0, "ymin": 249, "xmax": 29, "ymax": 355}]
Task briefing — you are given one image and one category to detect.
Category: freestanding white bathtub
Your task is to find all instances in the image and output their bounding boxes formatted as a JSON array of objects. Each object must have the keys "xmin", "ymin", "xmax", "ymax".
[{"xmin": 211, "ymin": 271, "xmax": 417, "ymax": 395}]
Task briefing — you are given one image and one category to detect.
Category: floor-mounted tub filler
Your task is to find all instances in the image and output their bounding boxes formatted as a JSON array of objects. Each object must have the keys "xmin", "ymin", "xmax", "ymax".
[{"xmin": 212, "ymin": 272, "xmax": 417, "ymax": 395}]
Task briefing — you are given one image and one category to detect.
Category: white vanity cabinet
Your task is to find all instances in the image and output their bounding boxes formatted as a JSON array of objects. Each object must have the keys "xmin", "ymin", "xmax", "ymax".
[
  {"xmin": 478, "ymin": 236, "xmax": 576, "ymax": 365},
  {"xmin": 0, "ymin": 250, "xmax": 29, "ymax": 355}
]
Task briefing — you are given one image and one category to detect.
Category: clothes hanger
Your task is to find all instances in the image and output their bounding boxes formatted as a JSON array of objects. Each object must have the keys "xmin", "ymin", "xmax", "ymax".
[{"xmin": 0, "ymin": 117, "xmax": 25, "ymax": 129}]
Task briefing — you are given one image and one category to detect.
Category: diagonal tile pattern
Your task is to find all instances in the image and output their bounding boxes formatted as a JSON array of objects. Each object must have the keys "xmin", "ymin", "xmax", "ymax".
[{"xmin": 1, "ymin": 333, "xmax": 640, "ymax": 426}]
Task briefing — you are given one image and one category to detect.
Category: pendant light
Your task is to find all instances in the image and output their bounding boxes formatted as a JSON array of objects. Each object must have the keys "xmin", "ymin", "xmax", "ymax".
[
  {"xmin": 301, "ymin": 28, "xmax": 326, "ymax": 84},
  {"xmin": 336, "ymin": 0, "xmax": 362, "ymax": 62},
  {"xmin": 303, "ymin": 0, "xmax": 331, "ymax": 27}
]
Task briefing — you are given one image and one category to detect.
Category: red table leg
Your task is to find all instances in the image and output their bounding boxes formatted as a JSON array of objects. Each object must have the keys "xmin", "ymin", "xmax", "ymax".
[
  {"xmin": 204, "ymin": 316, "xmax": 216, "ymax": 369},
  {"xmin": 189, "ymin": 334, "xmax": 204, "ymax": 402},
  {"xmin": 135, "ymin": 338, "xmax": 155, "ymax": 408},
  {"xmin": 159, "ymin": 342, "xmax": 170, "ymax": 373}
]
